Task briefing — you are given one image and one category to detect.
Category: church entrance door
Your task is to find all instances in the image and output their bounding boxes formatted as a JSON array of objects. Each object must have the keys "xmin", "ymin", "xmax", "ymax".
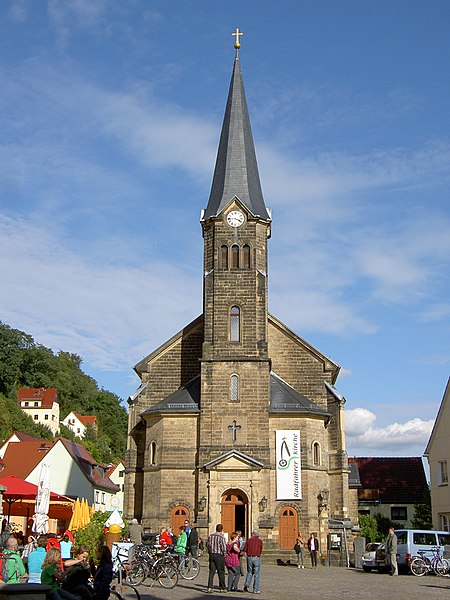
[
  {"xmin": 221, "ymin": 489, "xmax": 248, "ymax": 538},
  {"xmin": 278, "ymin": 506, "xmax": 298, "ymax": 549},
  {"xmin": 170, "ymin": 505, "xmax": 190, "ymax": 533}
]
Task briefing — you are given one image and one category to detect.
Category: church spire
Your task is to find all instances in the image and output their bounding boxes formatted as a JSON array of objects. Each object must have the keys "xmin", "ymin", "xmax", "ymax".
[{"xmin": 203, "ymin": 32, "xmax": 270, "ymax": 221}]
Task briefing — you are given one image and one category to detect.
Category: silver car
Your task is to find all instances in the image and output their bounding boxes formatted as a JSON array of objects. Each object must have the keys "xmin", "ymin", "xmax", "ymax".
[{"xmin": 362, "ymin": 542, "xmax": 381, "ymax": 572}]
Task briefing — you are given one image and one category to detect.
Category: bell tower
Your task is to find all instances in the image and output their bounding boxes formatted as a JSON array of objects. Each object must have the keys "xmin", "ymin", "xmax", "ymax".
[{"xmin": 199, "ymin": 37, "xmax": 272, "ymax": 466}]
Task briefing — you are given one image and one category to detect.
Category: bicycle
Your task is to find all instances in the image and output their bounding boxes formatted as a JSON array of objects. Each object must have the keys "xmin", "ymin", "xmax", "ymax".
[
  {"xmin": 410, "ymin": 546, "xmax": 450, "ymax": 577},
  {"xmin": 127, "ymin": 544, "xmax": 178, "ymax": 589},
  {"xmin": 164, "ymin": 548, "xmax": 200, "ymax": 580}
]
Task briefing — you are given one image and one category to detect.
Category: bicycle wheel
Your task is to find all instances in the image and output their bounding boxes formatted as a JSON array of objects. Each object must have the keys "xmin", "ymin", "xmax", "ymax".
[
  {"xmin": 113, "ymin": 582, "xmax": 142, "ymax": 600},
  {"xmin": 127, "ymin": 562, "xmax": 146, "ymax": 586},
  {"xmin": 410, "ymin": 557, "xmax": 428, "ymax": 576},
  {"xmin": 178, "ymin": 556, "xmax": 200, "ymax": 580},
  {"xmin": 435, "ymin": 557, "xmax": 450, "ymax": 577},
  {"xmin": 156, "ymin": 562, "xmax": 178, "ymax": 589}
]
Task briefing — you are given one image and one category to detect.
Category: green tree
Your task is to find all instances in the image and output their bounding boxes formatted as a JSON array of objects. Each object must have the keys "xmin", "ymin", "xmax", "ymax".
[
  {"xmin": 374, "ymin": 513, "xmax": 402, "ymax": 538},
  {"xmin": 411, "ymin": 487, "xmax": 433, "ymax": 529},
  {"xmin": 359, "ymin": 514, "xmax": 379, "ymax": 542}
]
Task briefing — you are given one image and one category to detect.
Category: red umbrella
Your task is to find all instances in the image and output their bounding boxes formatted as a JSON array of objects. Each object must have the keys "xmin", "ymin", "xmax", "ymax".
[{"xmin": 0, "ymin": 475, "xmax": 73, "ymax": 519}]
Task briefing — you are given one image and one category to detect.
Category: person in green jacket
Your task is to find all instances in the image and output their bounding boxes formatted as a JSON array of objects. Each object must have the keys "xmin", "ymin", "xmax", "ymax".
[
  {"xmin": 2, "ymin": 537, "xmax": 27, "ymax": 583},
  {"xmin": 175, "ymin": 526, "xmax": 188, "ymax": 554}
]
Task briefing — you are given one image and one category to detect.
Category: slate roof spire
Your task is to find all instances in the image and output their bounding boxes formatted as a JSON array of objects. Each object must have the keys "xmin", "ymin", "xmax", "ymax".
[{"xmin": 203, "ymin": 40, "xmax": 270, "ymax": 221}]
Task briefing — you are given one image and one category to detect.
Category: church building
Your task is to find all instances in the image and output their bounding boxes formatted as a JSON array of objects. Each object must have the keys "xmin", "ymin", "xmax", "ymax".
[{"xmin": 125, "ymin": 34, "xmax": 356, "ymax": 553}]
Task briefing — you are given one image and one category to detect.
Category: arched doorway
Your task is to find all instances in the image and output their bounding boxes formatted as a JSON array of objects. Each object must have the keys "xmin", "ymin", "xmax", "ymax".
[
  {"xmin": 221, "ymin": 489, "xmax": 248, "ymax": 537},
  {"xmin": 278, "ymin": 506, "xmax": 298, "ymax": 549},
  {"xmin": 170, "ymin": 505, "xmax": 190, "ymax": 533}
]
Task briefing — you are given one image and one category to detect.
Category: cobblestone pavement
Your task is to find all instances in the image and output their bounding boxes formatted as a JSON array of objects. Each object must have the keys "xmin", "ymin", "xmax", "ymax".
[{"xmin": 121, "ymin": 563, "xmax": 450, "ymax": 600}]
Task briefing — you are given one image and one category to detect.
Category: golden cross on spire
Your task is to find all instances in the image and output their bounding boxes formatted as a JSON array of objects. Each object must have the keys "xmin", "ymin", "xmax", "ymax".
[{"xmin": 232, "ymin": 27, "xmax": 244, "ymax": 49}]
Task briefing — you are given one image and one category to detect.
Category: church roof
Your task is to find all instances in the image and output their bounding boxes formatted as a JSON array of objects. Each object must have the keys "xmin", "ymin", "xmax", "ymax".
[
  {"xmin": 269, "ymin": 372, "xmax": 331, "ymax": 418},
  {"xmin": 203, "ymin": 53, "xmax": 270, "ymax": 221},
  {"xmin": 141, "ymin": 375, "xmax": 200, "ymax": 416}
]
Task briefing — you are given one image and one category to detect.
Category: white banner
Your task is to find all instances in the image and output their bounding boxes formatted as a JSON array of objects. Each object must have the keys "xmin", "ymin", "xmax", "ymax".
[{"xmin": 276, "ymin": 430, "xmax": 301, "ymax": 500}]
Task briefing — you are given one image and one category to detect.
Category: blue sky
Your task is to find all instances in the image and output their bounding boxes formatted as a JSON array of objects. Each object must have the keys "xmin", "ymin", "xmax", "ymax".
[{"xmin": 1, "ymin": 1, "xmax": 449, "ymax": 457}]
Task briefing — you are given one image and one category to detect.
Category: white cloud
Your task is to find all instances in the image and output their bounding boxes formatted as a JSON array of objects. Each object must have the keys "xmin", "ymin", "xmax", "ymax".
[{"xmin": 345, "ymin": 407, "xmax": 434, "ymax": 456}]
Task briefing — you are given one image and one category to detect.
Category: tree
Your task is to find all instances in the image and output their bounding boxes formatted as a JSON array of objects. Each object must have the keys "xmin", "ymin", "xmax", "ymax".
[
  {"xmin": 374, "ymin": 513, "xmax": 402, "ymax": 538},
  {"xmin": 359, "ymin": 514, "xmax": 379, "ymax": 542},
  {"xmin": 411, "ymin": 487, "xmax": 433, "ymax": 529}
]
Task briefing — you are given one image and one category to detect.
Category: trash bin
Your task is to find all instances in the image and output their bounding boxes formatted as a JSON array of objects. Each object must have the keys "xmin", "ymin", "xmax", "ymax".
[{"xmin": 104, "ymin": 531, "xmax": 121, "ymax": 551}]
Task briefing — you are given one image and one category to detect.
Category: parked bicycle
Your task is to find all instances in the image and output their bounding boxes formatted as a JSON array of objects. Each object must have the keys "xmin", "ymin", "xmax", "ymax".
[
  {"xmin": 127, "ymin": 544, "xmax": 178, "ymax": 589},
  {"xmin": 410, "ymin": 546, "xmax": 450, "ymax": 577}
]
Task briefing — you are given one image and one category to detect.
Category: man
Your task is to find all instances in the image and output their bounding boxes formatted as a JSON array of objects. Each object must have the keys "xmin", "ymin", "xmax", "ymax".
[
  {"xmin": 244, "ymin": 529, "xmax": 263, "ymax": 594},
  {"xmin": 184, "ymin": 519, "xmax": 192, "ymax": 537},
  {"xmin": 188, "ymin": 523, "xmax": 199, "ymax": 558},
  {"xmin": 60, "ymin": 534, "xmax": 73, "ymax": 560},
  {"xmin": 2, "ymin": 536, "xmax": 27, "ymax": 583},
  {"xmin": 386, "ymin": 527, "xmax": 398, "ymax": 576},
  {"xmin": 128, "ymin": 518, "xmax": 144, "ymax": 545},
  {"xmin": 206, "ymin": 523, "xmax": 227, "ymax": 593}
]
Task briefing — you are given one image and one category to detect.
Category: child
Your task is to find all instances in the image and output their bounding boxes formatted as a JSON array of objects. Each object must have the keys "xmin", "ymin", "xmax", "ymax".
[{"xmin": 40, "ymin": 548, "xmax": 79, "ymax": 600}]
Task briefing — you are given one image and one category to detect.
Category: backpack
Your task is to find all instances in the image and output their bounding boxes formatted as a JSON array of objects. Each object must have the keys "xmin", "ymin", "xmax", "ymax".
[{"xmin": 0, "ymin": 551, "xmax": 18, "ymax": 583}]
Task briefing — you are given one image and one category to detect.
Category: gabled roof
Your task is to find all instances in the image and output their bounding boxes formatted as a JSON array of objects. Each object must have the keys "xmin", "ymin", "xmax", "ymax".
[
  {"xmin": 17, "ymin": 387, "xmax": 58, "ymax": 408},
  {"xmin": 349, "ymin": 457, "xmax": 428, "ymax": 504},
  {"xmin": 424, "ymin": 377, "xmax": 450, "ymax": 456},
  {"xmin": 203, "ymin": 53, "xmax": 269, "ymax": 221},
  {"xmin": 203, "ymin": 449, "xmax": 264, "ymax": 471},
  {"xmin": 73, "ymin": 413, "xmax": 97, "ymax": 427},
  {"xmin": 1, "ymin": 441, "xmax": 53, "ymax": 478},
  {"xmin": 270, "ymin": 372, "xmax": 331, "ymax": 419},
  {"xmin": 141, "ymin": 375, "xmax": 200, "ymax": 416}
]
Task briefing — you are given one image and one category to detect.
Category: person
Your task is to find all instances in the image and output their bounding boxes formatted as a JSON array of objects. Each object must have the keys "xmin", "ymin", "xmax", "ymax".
[
  {"xmin": 2, "ymin": 536, "xmax": 27, "ymax": 583},
  {"xmin": 128, "ymin": 519, "xmax": 144, "ymax": 545},
  {"xmin": 243, "ymin": 529, "xmax": 263, "ymax": 594},
  {"xmin": 236, "ymin": 530, "xmax": 246, "ymax": 576},
  {"xmin": 184, "ymin": 519, "xmax": 191, "ymax": 537},
  {"xmin": 27, "ymin": 536, "xmax": 48, "ymax": 583},
  {"xmin": 91, "ymin": 546, "xmax": 113, "ymax": 600},
  {"xmin": 41, "ymin": 547, "xmax": 79, "ymax": 600},
  {"xmin": 294, "ymin": 534, "xmax": 306, "ymax": 569},
  {"xmin": 22, "ymin": 535, "xmax": 37, "ymax": 566},
  {"xmin": 225, "ymin": 532, "xmax": 241, "ymax": 592},
  {"xmin": 206, "ymin": 523, "xmax": 227, "ymax": 593},
  {"xmin": 174, "ymin": 526, "xmax": 188, "ymax": 554},
  {"xmin": 62, "ymin": 546, "xmax": 91, "ymax": 600},
  {"xmin": 307, "ymin": 533, "xmax": 319, "ymax": 568},
  {"xmin": 386, "ymin": 527, "xmax": 398, "ymax": 576},
  {"xmin": 60, "ymin": 535, "xmax": 73, "ymax": 561},
  {"xmin": 159, "ymin": 526, "xmax": 174, "ymax": 549},
  {"xmin": 187, "ymin": 523, "xmax": 199, "ymax": 558}
]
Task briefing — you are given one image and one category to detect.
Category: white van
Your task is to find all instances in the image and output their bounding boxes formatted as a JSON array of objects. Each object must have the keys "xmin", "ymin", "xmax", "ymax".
[{"xmin": 395, "ymin": 529, "xmax": 450, "ymax": 567}]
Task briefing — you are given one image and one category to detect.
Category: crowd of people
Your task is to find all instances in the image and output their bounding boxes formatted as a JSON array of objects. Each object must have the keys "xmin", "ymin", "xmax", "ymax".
[{"xmin": 0, "ymin": 525, "xmax": 113, "ymax": 600}]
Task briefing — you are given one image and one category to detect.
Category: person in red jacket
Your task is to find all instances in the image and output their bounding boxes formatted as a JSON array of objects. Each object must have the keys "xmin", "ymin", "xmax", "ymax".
[
  {"xmin": 243, "ymin": 529, "xmax": 263, "ymax": 594},
  {"xmin": 159, "ymin": 526, "xmax": 174, "ymax": 548}
]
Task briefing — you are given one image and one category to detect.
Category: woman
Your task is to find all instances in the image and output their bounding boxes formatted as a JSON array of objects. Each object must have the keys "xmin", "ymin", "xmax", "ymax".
[
  {"xmin": 175, "ymin": 526, "xmax": 187, "ymax": 554},
  {"xmin": 41, "ymin": 548, "xmax": 79, "ymax": 600},
  {"xmin": 307, "ymin": 532, "xmax": 319, "ymax": 568},
  {"xmin": 91, "ymin": 546, "xmax": 113, "ymax": 600},
  {"xmin": 27, "ymin": 537, "xmax": 47, "ymax": 583},
  {"xmin": 22, "ymin": 535, "xmax": 37, "ymax": 566},
  {"xmin": 225, "ymin": 532, "xmax": 241, "ymax": 592}
]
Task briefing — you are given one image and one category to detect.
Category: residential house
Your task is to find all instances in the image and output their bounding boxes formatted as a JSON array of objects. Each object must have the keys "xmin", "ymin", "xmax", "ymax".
[
  {"xmin": 424, "ymin": 378, "xmax": 450, "ymax": 531},
  {"xmin": 1, "ymin": 433, "xmax": 119, "ymax": 517},
  {"xmin": 61, "ymin": 411, "xmax": 98, "ymax": 438},
  {"xmin": 0, "ymin": 431, "xmax": 42, "ymax": 459},
  {"xmin": 105, "ymin": 461, "xmax": 125, "ymax": 513},
  {"xmin": 17, "ymin": 388, "xmax": 60, "ymax": 435},
  {"xmin": 349, "ymin": 457, "xmax": 428, "ymax": 528}
]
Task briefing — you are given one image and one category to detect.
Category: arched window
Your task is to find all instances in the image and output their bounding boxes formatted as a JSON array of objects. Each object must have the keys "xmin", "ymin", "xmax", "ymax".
[
  {"xmin": 230, "ymin": 374, "xmax": 239, "ymax": 402},
  {"xmin": 230, "ymin": 306, "xmax": 240, "ymax": 342},
  {"xmin": 219, "ymin": 244, "xmax": 228, "ymax": 269},
  {"xmin": 150, "ymin": 441, "xmax": 157, "ymax": 466},
  {"xmin": 231, "ymin": 244, "xmax": 239, "ymax": 269},
  {"xmin": 242, "ymin": 244, "xmax": 251, "ymax": 269},
  {"xmin": 312, "ymin": 441, "xmax": 321, "ymax": 466}
]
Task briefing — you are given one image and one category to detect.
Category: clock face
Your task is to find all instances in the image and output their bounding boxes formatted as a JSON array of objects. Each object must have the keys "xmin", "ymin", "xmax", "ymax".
[{"xmin": 226, "ymin": 210, "xmax": 245, "ymax": 227}]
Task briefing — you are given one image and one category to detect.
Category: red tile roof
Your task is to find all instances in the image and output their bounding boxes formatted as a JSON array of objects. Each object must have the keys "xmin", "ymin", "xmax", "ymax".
[
  {"xmin": 17, "ymin": 387, "xmax": 58, "ymax": 408},
  {"xmin": 73, "ymin": 413, "xmax": 97, "ymax": 427},
  {"xmin": 349, "ymin": 457, "xmax": 428, "ymax": 504}
]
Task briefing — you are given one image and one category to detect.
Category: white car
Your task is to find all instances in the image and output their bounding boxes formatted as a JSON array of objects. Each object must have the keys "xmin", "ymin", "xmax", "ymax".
[{"xmin": 362, "ymin": 542, "xmax": 382, "ymax": 572}]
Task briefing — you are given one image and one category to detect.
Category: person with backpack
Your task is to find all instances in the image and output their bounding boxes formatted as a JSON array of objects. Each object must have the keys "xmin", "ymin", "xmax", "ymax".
[{"xmin": 1, "ymin": 536, "xmax": 27, "ymax": 583}]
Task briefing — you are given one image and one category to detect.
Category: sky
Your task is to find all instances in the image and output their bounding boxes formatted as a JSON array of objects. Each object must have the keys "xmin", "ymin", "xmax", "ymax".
[{"xmin": 1, "ymin": 0, "xmax": 449, "ymax": 458}]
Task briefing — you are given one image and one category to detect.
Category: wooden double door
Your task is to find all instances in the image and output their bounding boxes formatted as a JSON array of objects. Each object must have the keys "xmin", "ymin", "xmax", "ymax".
[
  {"xmin": 278, "ymin": 506, "xmax": 299, "ymax": 549},
  {"xmin": 221, "ymin": 489, "xmax": 248, "ymax": 537}
]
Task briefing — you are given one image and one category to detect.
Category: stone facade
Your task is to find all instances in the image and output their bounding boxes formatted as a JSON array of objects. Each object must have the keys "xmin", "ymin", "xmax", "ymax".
[{"xmin": 125, "ymin": 50, "xmax": 357, "ymax": 557}]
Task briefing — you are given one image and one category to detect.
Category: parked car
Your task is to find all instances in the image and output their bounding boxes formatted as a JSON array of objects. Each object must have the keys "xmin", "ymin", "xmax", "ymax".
[
  {"xmin": 362, "ymin": 542, "xmax": 381, "ymax": 572},
  {"xmin": 375, "ymin": 530, "xmax": 450, "ymax": 573}
]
